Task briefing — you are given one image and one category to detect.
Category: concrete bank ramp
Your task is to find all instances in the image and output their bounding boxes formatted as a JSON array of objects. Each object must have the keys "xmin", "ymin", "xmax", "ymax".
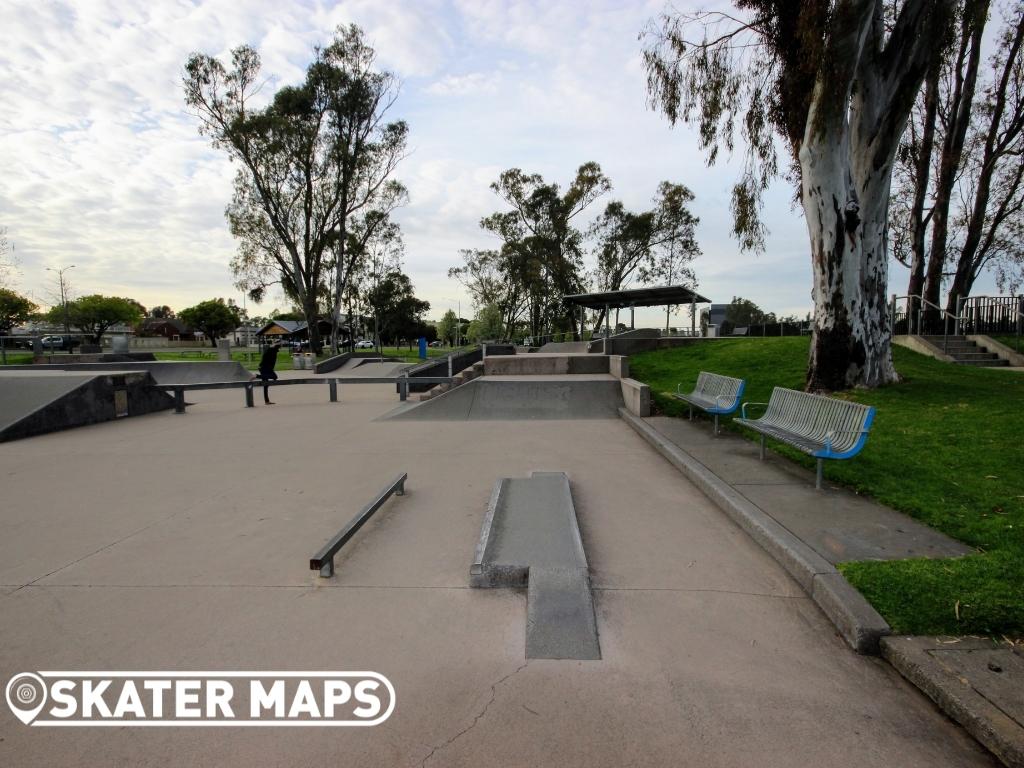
[
  {"xmin": 0, "ymin": 371, "xmax": 174, "ymax": 442},
  {"xmin": 380, "ymin": 376, "xmax": 623, "ymax": 421},
  {"xmin": 1, "ymin": 361, "xmax": 251, "ymax": 386},
  {"xmin": 471, "ymin": 472, "xmax": 600, "ymax": 660}
]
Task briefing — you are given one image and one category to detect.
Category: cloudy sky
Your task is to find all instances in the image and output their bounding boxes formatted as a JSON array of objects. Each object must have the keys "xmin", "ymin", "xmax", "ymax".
[{"xmin": 1, "ymin": 0, "xmax": 998, "ymax": 326}]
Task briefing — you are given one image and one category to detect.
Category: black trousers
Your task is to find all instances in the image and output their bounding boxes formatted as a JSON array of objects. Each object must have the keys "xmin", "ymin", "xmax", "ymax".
[{"xmin": 257, "ymin": 370, "xmax": 278, "ymax": 402}]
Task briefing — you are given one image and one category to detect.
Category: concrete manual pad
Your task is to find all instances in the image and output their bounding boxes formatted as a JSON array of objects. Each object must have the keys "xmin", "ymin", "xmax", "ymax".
[
  {"xmin": 472, "ymin": 472, "xmax": 601, "ymax": 660},
  {"xmin": 645, "ymin": 416, "xmax": 972, "ymax": 564}
]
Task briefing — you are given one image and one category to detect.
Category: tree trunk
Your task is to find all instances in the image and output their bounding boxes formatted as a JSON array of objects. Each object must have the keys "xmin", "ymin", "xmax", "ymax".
[{"xmin": 906, "ymin": 62, "xmax": 940, "ymax": 332}]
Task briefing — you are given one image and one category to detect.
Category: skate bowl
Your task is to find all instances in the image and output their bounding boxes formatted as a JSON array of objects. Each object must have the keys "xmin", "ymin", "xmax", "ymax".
[
  {"xmin": 379, "ymin": 376, "xmax": 624, "ymax": 421},
  {"xmin": 0, "ymin": 370, "xmax": 175, "ymax": 442}
]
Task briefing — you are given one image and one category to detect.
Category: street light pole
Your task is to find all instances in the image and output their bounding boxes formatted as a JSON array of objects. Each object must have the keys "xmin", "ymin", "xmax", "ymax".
[{"xmin": 46, "ymin": 265, "xmax": 75, "ymax": 335}]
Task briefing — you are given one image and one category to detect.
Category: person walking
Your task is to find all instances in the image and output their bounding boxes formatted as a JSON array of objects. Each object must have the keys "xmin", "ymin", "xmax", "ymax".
[{"xmin": 255, "ymin": 341, "xmax": 281, "ymax": 404}]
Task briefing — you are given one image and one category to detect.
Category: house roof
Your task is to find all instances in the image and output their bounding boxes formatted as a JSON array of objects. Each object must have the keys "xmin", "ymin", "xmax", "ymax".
[{"xmin": 563, "ymin": 285, "xmax": 711, "ymax": 310}]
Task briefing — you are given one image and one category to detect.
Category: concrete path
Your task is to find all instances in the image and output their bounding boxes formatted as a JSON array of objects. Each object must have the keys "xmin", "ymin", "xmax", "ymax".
[
  {"xmin": 0, "ymin": 385, "xmax": 996, "ymax": 767},
  {"xmin": 641, "ymin": 416, "xmax": 972, "ymax": 563}
]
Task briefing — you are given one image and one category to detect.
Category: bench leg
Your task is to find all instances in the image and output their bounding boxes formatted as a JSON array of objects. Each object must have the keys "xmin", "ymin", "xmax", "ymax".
[
  {"xmin": 396, "ymin": 477, "xmax": 405, "ymax": 496},
  {"xmin": 759, "ymin": 435, "xmax": 765, "ymax": 460},
  {"xmin": 319, "ymin": 558, "xmax": 334, "ymax": 578},
  {"xmin": 688, "ymin": 404, "xmax": 693, "ymax": 421},
  {"xmin": 816, "ymin": 459, "xmax": 823, "ymax": 490},
  {"xmin": 245, "ymin": 384, "xmax": 254, "ymax": 408},
  {"xmin": 329, "ymin": 379, "xmax": 337, "ymax": 402},
  {"xmin": 173, "ymin": 388, "xmax": 185, "ymax": 414},
  {"xmin": 713, "ymin": 413, "xmax": 719, "ymax": 436}
]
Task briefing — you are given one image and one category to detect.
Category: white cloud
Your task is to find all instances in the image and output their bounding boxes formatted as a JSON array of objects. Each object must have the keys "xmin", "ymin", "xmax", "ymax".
[{"xmin": 0, "ymin": 0, "xmax": 897, "ymax": 323}]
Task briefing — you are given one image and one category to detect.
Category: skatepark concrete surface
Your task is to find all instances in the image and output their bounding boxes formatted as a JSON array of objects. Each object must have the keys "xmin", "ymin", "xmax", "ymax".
[
  {"xmin": 2, "ymin": 360, "xmax": 253, "ymax": 385},
  {"xmin": 0, "ymin": 382, "xmax": 997, "ymax": 767}
]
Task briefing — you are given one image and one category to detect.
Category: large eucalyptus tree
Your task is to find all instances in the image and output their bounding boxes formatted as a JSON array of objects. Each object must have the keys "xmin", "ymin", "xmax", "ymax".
[
  {"xmin": 184, "ymin": 24, "xmax": 407, "ymax": 353},
  {"xmin": 644, "ymin": 1, "xmax": 954, "ymax": 390}
]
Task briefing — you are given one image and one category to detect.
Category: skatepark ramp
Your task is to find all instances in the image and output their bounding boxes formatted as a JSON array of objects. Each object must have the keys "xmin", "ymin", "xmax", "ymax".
[
  {"xmin": 471, "ymin": 471, "xmax": 600, "ymax": 660},
  {"xmin": 0, "ymin": 371, "xmax": 174, "ymax": 442},
  {"xmin": 380, "ymin": 376, "xmax": 624, "ymax": 421},
  {"xmin": 0, "ymin": 360, "xmax": 252, "ymax": 386}
]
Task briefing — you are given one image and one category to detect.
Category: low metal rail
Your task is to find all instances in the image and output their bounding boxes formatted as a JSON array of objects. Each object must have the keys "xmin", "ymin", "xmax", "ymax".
[
  {"xmin": 155, "ymin": 376, "xmax": 454, "ymax": 413},
  {"xmin": 309, "ymin": 472, "xmax": 408, "ymax": 577}
]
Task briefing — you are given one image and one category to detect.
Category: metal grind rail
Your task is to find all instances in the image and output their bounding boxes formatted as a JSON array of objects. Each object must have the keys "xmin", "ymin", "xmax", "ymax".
[
  {"xmin": 309, "ymin": 473, "xmax": 408, "ymax": 577},
  {"xmin": 155, "ymin": 375, "xmax": 454, "ymax": 413}
]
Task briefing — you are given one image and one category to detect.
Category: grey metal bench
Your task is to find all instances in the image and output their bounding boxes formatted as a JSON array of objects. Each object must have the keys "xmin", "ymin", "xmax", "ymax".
[
  {"xmin": 735, "ymin": 387, "xmax": 875, "ymax": 489},
  {"xmin": 674, "ymin": 371, "xmax": 746, "ymax": 434}
]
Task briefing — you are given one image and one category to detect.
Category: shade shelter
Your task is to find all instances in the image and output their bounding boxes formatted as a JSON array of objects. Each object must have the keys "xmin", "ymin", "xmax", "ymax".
[{"xmin": 564, "ymin": 285, "xmax": 711, "ymax": 351}]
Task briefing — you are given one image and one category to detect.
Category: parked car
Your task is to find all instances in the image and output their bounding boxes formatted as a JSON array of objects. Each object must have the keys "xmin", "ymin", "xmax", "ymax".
[
  {"xmin": 355, "ymin": 340, "xmax": 374, "ymax": 349},
  {"xmin": 428, "ymin": 340, "xmax": 442, "ymax": 347},
  {"xmin": 40, "ymin": 335, "xmax": 82, "ymax": 351}
]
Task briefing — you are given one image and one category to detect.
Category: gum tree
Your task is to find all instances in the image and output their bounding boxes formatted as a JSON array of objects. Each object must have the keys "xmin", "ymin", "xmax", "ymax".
[
  {"xmin": 644, "ymin": 1, "xmax": 954, "ymax": 389},
  {"xmin": 184, "ymin": 25, "xmax": 407, "ymax": 353}
]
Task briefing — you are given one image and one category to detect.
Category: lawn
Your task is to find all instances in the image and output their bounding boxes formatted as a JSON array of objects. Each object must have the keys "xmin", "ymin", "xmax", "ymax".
[{"xmin": 629, "ymin": 338, "xmax": 1024, "ymax": 637}]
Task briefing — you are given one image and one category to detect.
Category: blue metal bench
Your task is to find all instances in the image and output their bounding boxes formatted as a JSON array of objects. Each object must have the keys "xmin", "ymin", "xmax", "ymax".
[
  {"xmin": 735, "ymin": 387, "xmax": 875, "ymax": 489},
  {"xmin": 674, "ymin": 371, "xmax": 746, "ymax": 434}
]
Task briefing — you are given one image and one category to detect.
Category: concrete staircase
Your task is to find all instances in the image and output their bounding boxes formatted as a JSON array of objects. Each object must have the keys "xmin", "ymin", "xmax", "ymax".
[
  {"xmin": 415, "ymin": 360, "xmax": 485, "ymax": 401},
  {"xmin": 921, "ymin": 336, "xmax": 1009, "ymax": 367}
]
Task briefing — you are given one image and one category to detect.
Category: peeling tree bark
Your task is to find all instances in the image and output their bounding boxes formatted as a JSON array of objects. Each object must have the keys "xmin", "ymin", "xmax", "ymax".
[{"xmin": 803, "ymin": 0, "xmax": 953, "ymax": 391}]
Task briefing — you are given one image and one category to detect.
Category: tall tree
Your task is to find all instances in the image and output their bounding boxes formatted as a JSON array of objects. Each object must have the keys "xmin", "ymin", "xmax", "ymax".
[
  {"xmin": 184, "ymin": 24, "xmax": 408, "ymax": 354},
  {"xmin": 0, "ymin": 227, "xmax": 17, "ymax": 288},
  {"xmin": 179, "ymin": 299, "xmax": 242, "ymax": 348},
  {"xmin": 364, "ymin": 271, "xmax": 430, "ymax": 345},
  {"xmin": 0, "ymin": 288, "xmax": 36, "ymax": 336},
  {"xmin": 892, "ymin": 3, "xmax": 1024, "ymax": 319},
  {"xmin": 51, "ymin": 295, "xmax": 144, "ymax": 343},
  {"xmin": 477, "ymin": 163, "xmax": 611, "ymax": 340},
  {"xmin": 644, "ymin": 1, "xmax": 954, "ymax": 389},
  {"xmin": 591, "ymin": 181, "xmax": 702, "ymax": 330}
]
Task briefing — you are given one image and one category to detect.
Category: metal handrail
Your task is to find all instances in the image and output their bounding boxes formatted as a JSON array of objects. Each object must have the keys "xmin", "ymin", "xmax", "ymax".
[
  {"xmin": 310, "ymin": 472, "xmax": 407, "ymax": 577},
  {"xmin": 891, "ymin": 294, "xmax": 964, "ymax": 352}
]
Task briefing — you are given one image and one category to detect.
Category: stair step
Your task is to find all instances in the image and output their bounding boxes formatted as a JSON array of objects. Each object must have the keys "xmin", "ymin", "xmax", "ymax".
[{"xmin": 957, "ymin": 359, "xmax": 1009, "ymax": 366}]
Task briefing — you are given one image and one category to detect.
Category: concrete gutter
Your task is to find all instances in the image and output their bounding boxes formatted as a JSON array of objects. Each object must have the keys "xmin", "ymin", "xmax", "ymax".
[
  {"xmin": 882, "ymin": 637, "xmax": 1024, "ymax": 768},
  {"xmin": 619, "ymin": 408, "xmax": 890, "ymax": 654}
]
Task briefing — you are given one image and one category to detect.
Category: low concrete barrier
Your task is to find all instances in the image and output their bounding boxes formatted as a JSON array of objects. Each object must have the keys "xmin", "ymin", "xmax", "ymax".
[{"xmin": 618, "ymin": 377, "xmax": 651, "ymax": 417}]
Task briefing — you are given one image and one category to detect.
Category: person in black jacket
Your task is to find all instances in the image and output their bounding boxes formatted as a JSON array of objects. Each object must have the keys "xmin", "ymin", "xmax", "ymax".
[{"xmin": 255, "ymin": 341, "xmax": 281, "ymax": 404}]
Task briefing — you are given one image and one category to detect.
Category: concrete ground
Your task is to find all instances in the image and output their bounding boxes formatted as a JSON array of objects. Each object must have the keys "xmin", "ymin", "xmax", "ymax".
[{"xmin": 0, "ymin": 383, "xmax": 996, "ymax": 767}]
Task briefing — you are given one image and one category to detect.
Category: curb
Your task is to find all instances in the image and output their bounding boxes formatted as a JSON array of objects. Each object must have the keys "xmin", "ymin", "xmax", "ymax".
[
  {"xmin": 882, "ymin": 637, "xmax": 1024, "ymax": 768},
  {"xmin": 619, "ymin": 408, "xmax": 890, "ymax": 654}
]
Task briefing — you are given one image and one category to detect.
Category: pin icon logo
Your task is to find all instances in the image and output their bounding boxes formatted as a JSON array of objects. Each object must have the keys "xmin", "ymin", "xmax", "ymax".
[{"xmin": 6, "ymin": 673, "xmax": 47, "ymax": 725}]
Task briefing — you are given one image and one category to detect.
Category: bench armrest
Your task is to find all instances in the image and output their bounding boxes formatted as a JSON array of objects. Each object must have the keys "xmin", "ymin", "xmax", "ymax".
[{"xmin": 741, "ymin": 401, "xmax": 768, "ymax": 419}]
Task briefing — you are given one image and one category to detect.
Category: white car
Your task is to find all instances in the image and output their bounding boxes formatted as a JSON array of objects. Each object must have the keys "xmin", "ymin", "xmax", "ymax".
[{"xmin": 355, "ymin": 340, "xmax": 375, "ymax": 349}]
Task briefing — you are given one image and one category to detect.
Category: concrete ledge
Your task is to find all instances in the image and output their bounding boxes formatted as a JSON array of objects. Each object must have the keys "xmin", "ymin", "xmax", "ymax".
[
  {"xmin": 970, "ymin": 335, "xmax": 1024, "ymax": 367},
  {"xmin": 619, "ymin": 408, "xmax": 890, "ymax": 654},
  {"xmin": 608, "ymin": 355, "xmax": 629, "ymax": 379},
  {"xmin": 893, "ymin": 335, "xmax": 957, "ymax": 363},
  {"xmin": 882, "ymin": 637, "xmax": 1024, "ymax": 768},
  {"xmin": 619, "ymin": 378, "xmax": 651, "ymax": 417}
]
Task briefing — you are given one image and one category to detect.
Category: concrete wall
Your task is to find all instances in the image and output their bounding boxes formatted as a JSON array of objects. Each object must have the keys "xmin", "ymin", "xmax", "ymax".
[
  {"xmin": 607, "ymin": 356, "xmax": 629, "ymax": 379},
  {"xmin": 484, "ymin": 354, "xmax": 610, "ymax": 376},
  {"xmin": 618, "ymin": 377, "xmax": 651, "ymax": 417}
]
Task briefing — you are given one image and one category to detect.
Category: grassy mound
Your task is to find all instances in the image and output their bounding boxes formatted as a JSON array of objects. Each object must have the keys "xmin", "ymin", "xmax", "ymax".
[{"xmin": 629, "ymin": 338, "xmax": 1023, "ymax": 637}]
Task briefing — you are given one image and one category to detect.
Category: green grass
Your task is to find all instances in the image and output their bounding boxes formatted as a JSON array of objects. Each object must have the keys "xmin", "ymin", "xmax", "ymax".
[
  {"xmin": 0, "ymin": 350, "xmax": 34, "ymax": 365},
  {"xmin": 991, "ymin": 335, "xmax": 1022, "ymax": 354},
  {"xmin": 629, "ymin": 338, "xmax": 1024, "ymax": 637}
]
